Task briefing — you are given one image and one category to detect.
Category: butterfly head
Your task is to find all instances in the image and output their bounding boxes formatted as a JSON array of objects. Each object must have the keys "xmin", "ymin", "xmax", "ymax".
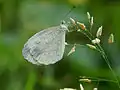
[{"xmin": 60, "ymin": 20, "xmax": 69, "ymax": 31}]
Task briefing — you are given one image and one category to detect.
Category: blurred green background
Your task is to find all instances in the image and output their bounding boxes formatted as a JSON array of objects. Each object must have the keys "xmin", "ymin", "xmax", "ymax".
[{"xmin": 1, "ymin": 0, "xmax": 120, "ymax": 90}]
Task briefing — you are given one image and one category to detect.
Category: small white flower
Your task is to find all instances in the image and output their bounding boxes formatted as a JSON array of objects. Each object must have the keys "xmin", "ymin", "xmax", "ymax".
[
  {"xmin": 79, "ymin": 78, "xmax": 91, "ymax": 83},
  {"xmin": 87, "ymin": 12, "xmax": 91, "ymax": 20},
  {"xmin": 60, "ymin": 88, "xmax": 76, "ymax": 90},
  {"xmin": 92, "ymin": 38, "xmax": 100, "ymax": 44},
  {"xmin": 96, "ymin": 26, "xmax": 103, "ymax": 37},
  {"xmin": 77, "ymin": 22, "xmax": 86, "ymax": 30},
  {"xmin": 108, "ymin": 33, "xmax": 114, "ymax": 43},
  {"xmin": 70, "ymin": 17, "xmax": 76, "ymax": 25},
  {"xmin": 86, "ymin": 44, "xmax": 96, "ymax": 50},
  {"xmin": 93, "ymin": 88, "xmax": 98, "ymax": 90},
  {"xmin": 80, "ymin": 84, "xmax": 84, "ymax": 90},
  {"xmin": 91, "ymin": 16, "xmax": 94, "ymax": 26},
  {"xmin": 67, "ymin": 44, "xmax": 76, "ymax": 56},
  {"xmin": 77, "ymin": 29, "xmax": 81, "ymax": 32}
]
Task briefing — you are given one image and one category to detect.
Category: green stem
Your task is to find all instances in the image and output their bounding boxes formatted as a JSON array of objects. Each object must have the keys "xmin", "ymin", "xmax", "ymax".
[
  {"xmin": 81, "ymin": 29, "xmax": 120, "ymax": 88},
  {"xmin": 97, "ymin": 44, "xmax": 120, "ymax": 88},
  {"xmin": 80, "ymin": 30, "xmax": 92, "ymax": 41},
  {"xmin": 80, "ymin": 76, "xmax": 117, "ymax": 83}
]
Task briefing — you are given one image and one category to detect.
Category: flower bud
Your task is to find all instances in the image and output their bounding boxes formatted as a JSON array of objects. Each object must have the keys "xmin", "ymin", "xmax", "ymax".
[
  {"xmin": 77, "ymin": 22, "xmax": 86, "ymax": 30},
  {"xmin": 67, "ymin": 44, "xmax": 76, "ymax": 56},
  {"xmin": 86, "ymin": 44, "xmax": 96, "ymax": 49},
  {"xmin": 77, "ymin": 29, "xmax": 81, "ymax": 32},
  {"xmin": 70, "ymin": 17, "xmax": 76, "ymax": 25},
  {"xmin": 92, "ymin": 38, "xmax": 100, "ymax": 44},
  {"xmin": 93, "ymin": 88, "xmax": 98, "ymax": 90},
  {"xmin": 91, "ymin": 16, "xmax": 93, "ymax": 26},
  {"xmin": 87, "ymin": 12, "xmax": 91, "ymax": 20},
  {"xmin": 80, "ymin": 84, "xmax": 84, "ymax": 90},
  {"xmin": 79, "ymin": 78, "xmax": 91, "ymax": 83},
  {"xmin": 60, "ymin": 88, "xmax": 76, "ymax": 90},
  {"xmin": 96, "ymin": 26, "xmax": 102, "ymax": 37},
  {"xmin": 108, "ymin": 33, "xmax": 114, "ymax": 43}
]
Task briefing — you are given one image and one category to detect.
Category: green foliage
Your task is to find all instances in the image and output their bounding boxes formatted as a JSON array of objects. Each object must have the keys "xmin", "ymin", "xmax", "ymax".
[{"xmin": 1, "ymin": 0, "xmax": 120, "ymax": 90}]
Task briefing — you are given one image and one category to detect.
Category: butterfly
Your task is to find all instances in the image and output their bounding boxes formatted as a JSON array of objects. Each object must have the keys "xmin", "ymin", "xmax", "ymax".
[{"xmin": 22, "ymin": 24, "xmax": 68, "ymax": 65}]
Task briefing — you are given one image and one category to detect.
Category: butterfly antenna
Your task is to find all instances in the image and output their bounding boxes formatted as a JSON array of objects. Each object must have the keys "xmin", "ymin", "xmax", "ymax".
[{"xmin": 62, "ymin": 6, "xmax": 76, "ymax": 20}]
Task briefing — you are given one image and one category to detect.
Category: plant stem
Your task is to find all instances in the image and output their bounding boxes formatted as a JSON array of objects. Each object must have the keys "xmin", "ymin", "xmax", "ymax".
[
  {"xmin": 82, "ymin": 30, "xmax": 120, "ymax": 88},
  {"xmin": 97, "ymin": 43, "xmax": 120, "ymax": 88}
]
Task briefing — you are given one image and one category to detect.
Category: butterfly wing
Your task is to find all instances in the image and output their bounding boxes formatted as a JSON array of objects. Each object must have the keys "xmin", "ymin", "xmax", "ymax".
[{"xmin": 22, "ymin": 26, "xmax": 66, "ymax": 65}]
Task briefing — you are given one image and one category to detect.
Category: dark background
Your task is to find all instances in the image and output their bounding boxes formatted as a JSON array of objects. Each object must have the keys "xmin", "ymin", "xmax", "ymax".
[{"xmin": 1, "ymin": 0, "xmax": 120, "ymax": 90}]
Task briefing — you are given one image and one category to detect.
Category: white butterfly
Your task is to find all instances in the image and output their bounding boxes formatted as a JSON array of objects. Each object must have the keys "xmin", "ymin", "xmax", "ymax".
[{"xmin": 22, "ymin": 24, "xmax": 68, "ymax": 65}]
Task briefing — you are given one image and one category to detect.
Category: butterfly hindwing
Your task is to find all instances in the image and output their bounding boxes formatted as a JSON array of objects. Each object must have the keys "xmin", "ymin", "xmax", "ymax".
[{"xmin": 22, "ymin": 25, "xmax": 66, "ymax": 65}]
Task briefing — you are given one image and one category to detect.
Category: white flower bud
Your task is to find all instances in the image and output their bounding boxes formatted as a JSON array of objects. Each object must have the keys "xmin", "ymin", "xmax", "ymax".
[
  {"xmin": 79, "ymin": 78, "xmax": 91, "ymax": 83},
  {"xmin": 86, "ymin": 44, "xmax": 96, "ymax": 49},
  {"xmin": 77, "ymin": 22, "xmax": 86, "ymax": 30},
  {"xmin": 70, "ymin": 17, "xmax": 76, "ymax": 25},
  {"xmin": 67, "ymin": 44, "xmax": 76, "ymax": 56},
  {"xmin": 80, "ymin": 84, "xmax": 84, "ymax": 90},
  {"xmin": 87, "ymin": 12, "xmax": 91, "ymax": 20},
  {"xmin": 108, "ymin": 33, "xmax": 114, "ymax": 43},
  {"xmin": 93, "ymin": 88, "xmax": 98, "ymax": 90},
  {"xmin": 96, "ymin": 26, "xmax": 102, "ymax": 37},
  {"xmin": 91, "ymin": 16, "xmax": 93, "ymax": 26},
  {"xmin": 92, "ymin": 38, "xmax": 100, "ymax": 44},
  {"xmin": 77, "ymin": 29, "xmax": 81, "ymax": 32},
  {"xmin": 60, "ymin": 88, "xmax": 76, "ymax": 90}
]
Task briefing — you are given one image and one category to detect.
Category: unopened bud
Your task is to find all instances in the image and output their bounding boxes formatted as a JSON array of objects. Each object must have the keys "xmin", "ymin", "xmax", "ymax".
[
  {"xmin": 96, "ymin": 26, "xmax": 102, "ymax": 37},
  {"xmin": 60, "ymin": 88, "xmax": 76, "ymax": 90},
  {"xmin": 79, "ymin": 79, "xmax": 91, "ymax": 83},
  {"xmin": 108, "ymin": 33, "xmax": 114, "ymax": 43},
  {"xmin": 77, "ymin": 22, "xmax": 86, "ymax": 30},
  {"xmin": 93, "ymin": 88, "xmax": 98, "ymax": 90},
  {"xmin": 87, "ymin": 12, "xmax": 91, "ymax": 20},
  {"xmin": 70, "ymin": 17, "xmax": 76, "ymax": 25},
  {"xmin": 77, "ymin": 29, "xmax": 81, "ymax": 32},
  {"xmin": 92, "ymin": 38, "xmax": 100, "ymax": 44},
  {"xmin": 67, "ymin": 44, "xmax": 76, "ymax": 56},
  {"xmin": 80, "ymin": 84, "xmax": 84, "ymax": 90},
  {"xmin": 86, "ymin": 44, "xmax": 96, "ymax": 49},
  {"xmin": 91, "ymin": 16, "xmax": 93, "ymax": 26}
]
